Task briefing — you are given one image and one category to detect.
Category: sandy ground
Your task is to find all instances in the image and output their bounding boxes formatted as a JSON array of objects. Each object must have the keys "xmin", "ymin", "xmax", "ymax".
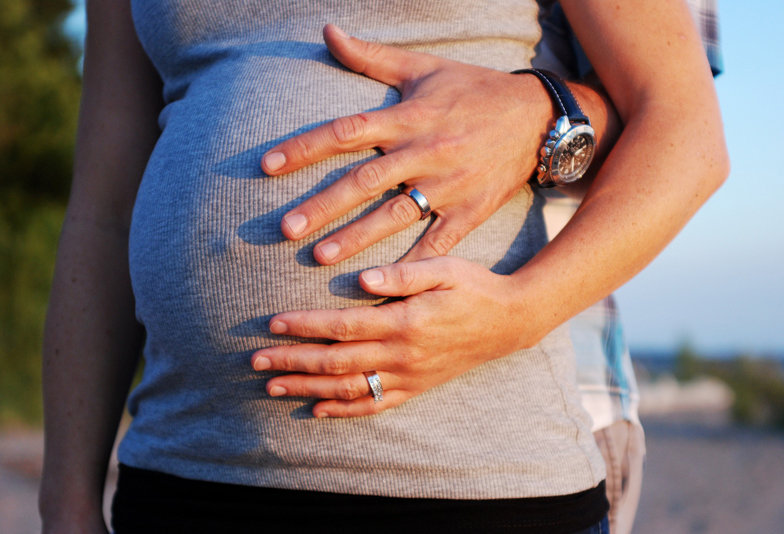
[
  {"xmin": 1, "ymin": 414, "xmax": 783, "ymax": 534},
  {"xmin": 634, "ymin": 413, "xmax": 784, "ymax": 534}
]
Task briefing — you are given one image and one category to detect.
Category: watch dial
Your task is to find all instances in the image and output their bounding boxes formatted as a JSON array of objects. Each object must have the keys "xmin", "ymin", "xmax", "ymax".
[{"xmin": 553, "ymin": 133, "xmax": 595, "ymax": 182}]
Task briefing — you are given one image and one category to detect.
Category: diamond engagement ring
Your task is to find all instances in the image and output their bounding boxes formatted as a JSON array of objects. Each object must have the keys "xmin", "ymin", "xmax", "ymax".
[
  {"xmin": 405, "ymin": 188, "xmax": 432, "ymax": 220},
  {"xmin": 364, "ymin": 371, "xmax": 384, "ymax": 403}
]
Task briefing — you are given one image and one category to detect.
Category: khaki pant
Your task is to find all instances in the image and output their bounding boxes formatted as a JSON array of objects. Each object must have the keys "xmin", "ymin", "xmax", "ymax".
[{"xmin": 593, "ymin": 421, "xmax": 646, "ymax": 534}]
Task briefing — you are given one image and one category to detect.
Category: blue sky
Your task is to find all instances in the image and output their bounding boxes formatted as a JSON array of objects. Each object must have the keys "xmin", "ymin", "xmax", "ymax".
[
  {"xmin": 64, "ymin": 1, "xmax": 784, "ymax": 354},
  {"xmin": 614, "ymin": 1, "xmax": 784, "ymax": 353}
]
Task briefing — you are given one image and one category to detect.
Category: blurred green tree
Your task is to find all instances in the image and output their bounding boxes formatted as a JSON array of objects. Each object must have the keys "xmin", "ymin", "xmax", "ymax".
[
  {"xmin": 1, "ymin": 0, "xmax": 81, "ymax": 203},
  {"xmin": 719, "ymin": 356, "xmax": 784, "ymax": 429},
  {"xmin": 1, "ymin": 0, "xmax": 81, "ymax": 424},
  {"xmin": 674, "ymin": 342, "xmax": 702, "ymax": 382}
]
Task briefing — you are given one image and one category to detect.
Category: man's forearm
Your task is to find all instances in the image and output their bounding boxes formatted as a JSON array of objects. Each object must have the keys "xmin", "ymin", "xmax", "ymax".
[{"xmin": 508, "ymin": 99, "xmax": 728, "ymax": 348}]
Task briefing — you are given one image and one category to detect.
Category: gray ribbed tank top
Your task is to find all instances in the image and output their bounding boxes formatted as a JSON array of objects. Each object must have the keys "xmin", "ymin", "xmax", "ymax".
[{"xmin": 121, "ymin": 0, "xmax": 605, "ymax": 499}]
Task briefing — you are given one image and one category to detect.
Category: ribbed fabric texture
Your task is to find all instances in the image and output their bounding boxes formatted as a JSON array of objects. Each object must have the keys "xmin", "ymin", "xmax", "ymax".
[{"xmin": 120, "ymin": 0, "xmax": 605, "ymax": 499}]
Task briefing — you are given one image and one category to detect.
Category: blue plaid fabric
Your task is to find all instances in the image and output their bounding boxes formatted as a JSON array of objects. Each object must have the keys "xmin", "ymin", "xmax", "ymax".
[
  {"xmin": 567, "ymin": 295, "xmax": 640, "ymax": 430},
  {"xmin": 688, "ymin": 0, "xmax": 723, "ymax": 76},
  {"xmin": 535, "ymin": 0, "xmax": 723, "ymax": 430}
]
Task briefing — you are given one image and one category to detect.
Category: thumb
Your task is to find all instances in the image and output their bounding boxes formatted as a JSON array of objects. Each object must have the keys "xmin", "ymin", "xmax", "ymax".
[
  {"xmin": 323, "ymin": 24, "xmax": 437, "ymax": 88},
  {"xmin": 359, "ymin": 258, "xmax": 455, "ymax": 297}
]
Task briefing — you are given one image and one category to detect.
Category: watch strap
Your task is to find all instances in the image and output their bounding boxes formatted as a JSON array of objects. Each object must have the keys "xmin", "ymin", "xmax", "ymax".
[{"xmin": 511, "ymin": 68, "xmax": 590, "ymax": 125}]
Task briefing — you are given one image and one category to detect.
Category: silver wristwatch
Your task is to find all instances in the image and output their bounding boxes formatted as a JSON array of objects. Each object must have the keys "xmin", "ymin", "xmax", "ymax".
[{"xmin": 512, "ymin": 68, "xmax": 596, "ymax": 188}]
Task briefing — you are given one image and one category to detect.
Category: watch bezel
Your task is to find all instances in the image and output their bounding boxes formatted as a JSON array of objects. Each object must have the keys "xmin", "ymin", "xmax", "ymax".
[{"xmin": 550, "ymin": 124, "xmax": 596, "ymax": 185}]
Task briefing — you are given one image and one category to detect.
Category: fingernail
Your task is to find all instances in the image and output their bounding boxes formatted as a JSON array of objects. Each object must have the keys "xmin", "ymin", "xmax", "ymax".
[
  {"xmin": 264, "ymin": 152, "xmax": 286, "ymax": 172},
  {"xmin": 332, "ymin": 26, "xmax": 349, "ymax": 39},
  {"xmin": 269, "ymin": 386, "xmax": 287, "ymax": 397},
  {"xmin": 315, "ymin": 412, "xmax": 329, "ymax": 418},
  {"xmin": 270, "ymin": 321, "xmax": 288, "ymax": 334},
  {"xmin": 318, "ymin": 242, "xmax": 340, "ymax": 262},
  {"xmin": 283, "ymin": 214, "xmax": 307, "ymax": 236},
  {"xmin": 253, "ymin": 357, "xmax": 271, "ymax": 371},
  {"xmin": 361, "ymin": 269, "xmax": 385, "ymax": 287}
]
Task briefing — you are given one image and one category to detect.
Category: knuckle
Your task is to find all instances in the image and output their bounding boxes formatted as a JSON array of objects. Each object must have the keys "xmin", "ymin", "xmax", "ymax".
[
  {"xmin": 336, "ymin": 378, "xmax": 362, "ymax": 400},
  {"xmin": 298, "ymin": 317, "xmax": 322, "ymax": 338},
  {"xmin": 339, "ymin": 225, "xmax": 373, "ymax": 253},
  {"xmin": 278, "ymin": 353, "xmax": 295, "ymax": 371},
  {"xmin": 330, "ymin": 318, "xmax": 354, "ymax": 340},
  {"xmin": 361, "ymin": 41, "xmax": 385, "ymax": 64},
  {"xmin": 350, "ymin": 162, "xmax": 386, "ymax": 197},
  {"xmin": 427, "ymin": 136, "xmax": 458, "ymax": 159},
  {"xmin": 396, "ymin": 263, "xmax": 417, "ymax": 290},
  {"xmin": 387, "ymin": 195, "xmax": 421, "ymax": 226},
  {"xmin": 421, "ymin": 229, "xmax": 460, "ymax": 256},
  {"xmin": 306, "ymin": 192, "xmax": 338, "ymax": 221},
  {"xmin": 450, "ymin": 167, "xmax": 474, "ymax": 187},
  {"xmin": 331, "ymin": 115, "xmax": 366, "ymax": 146},
  {"xmin": 292, "ymin": 135, "xmax": 314, "ymax": 162},
  {"xmin": 321, "ymin": 355, "xmax": 348, "ymax": 375},
  {"xmin": 400, "ymin": 345, "xmax": 427, "ymax": 371}
]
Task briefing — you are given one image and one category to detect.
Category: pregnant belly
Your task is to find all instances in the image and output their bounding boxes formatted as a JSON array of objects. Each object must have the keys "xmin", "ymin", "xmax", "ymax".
[{"xmin": 128, "ymin": 56, "xmax": 544, "ymax": 362}]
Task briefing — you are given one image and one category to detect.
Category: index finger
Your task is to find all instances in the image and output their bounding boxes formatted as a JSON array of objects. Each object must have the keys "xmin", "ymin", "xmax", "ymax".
[
  {"xmin": 261, "ymin": 107, "xmax": 399, "ymax": 175},
  {"xmin": 269, "ymin": 304, "xmax": 397, "ymax": 342}
]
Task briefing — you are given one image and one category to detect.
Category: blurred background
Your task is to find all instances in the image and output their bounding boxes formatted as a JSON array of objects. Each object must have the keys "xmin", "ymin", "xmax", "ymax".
[{"xmin": 1, "ymin": 0, "xmax": 782, "ymax": 533}]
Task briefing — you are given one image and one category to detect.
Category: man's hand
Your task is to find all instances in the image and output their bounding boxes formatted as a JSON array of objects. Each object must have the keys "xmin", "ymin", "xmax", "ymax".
[{"xmin": 261, "ymin": 25, "xmax": 611, "ymax": 264}]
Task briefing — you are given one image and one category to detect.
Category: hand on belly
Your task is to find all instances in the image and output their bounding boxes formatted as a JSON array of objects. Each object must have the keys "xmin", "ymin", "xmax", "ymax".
[
  {"xmin": 250, "ymin": 256, "xmax": 534, "ymax": 417},
  {"xmin": 261, "ymin": 24, "xmax": 548, "ymax": 265}
]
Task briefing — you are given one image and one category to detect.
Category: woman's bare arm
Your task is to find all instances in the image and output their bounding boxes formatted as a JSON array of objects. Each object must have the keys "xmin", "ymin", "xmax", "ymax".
[{"xmin": 38, "ymin": 0, "xmax": 163, "ymax": 531}]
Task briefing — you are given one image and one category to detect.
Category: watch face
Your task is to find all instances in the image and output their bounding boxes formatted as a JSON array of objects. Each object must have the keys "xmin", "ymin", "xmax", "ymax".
[{"xmin": 551, "ymin": 125, "xmax": 596, "ymax": 184}]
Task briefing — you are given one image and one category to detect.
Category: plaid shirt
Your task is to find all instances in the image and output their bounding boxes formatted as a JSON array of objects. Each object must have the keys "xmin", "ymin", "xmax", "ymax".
[
  {"xmin": 536, "ymin": 0, "xmax": 723, "ymax": 431},
  {"xmin": 688, "ymin": 0, "xmax": 723, "ymax": 76}
]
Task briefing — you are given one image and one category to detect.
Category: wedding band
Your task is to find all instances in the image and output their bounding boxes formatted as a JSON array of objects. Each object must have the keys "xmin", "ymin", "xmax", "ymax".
[
  {"xmin": 364, "ymin": 371, "xmax": 384, "ymax": 403},
  {"xmin": 405, "ymin": 188, "xmax": 432, "ymax": 220}
]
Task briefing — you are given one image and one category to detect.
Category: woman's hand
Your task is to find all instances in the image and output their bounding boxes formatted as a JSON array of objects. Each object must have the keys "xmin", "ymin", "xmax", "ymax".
[
  {"xmin": 251, "ymin": 257, "xmax": 527, "ymax": 417},
  {"xmin": 262, "ymin": 25, "xmax": 615, "ymax": 264}
]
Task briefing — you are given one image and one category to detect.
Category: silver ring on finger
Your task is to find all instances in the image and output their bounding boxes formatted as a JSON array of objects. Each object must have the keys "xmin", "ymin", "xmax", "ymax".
[
  {"xmin": 405, "ymin": 187, "xmax": 432, "ymax": 220},
  {"xmin": 364, "ymin": 371, "xmax": 384, "ymax": 403}
]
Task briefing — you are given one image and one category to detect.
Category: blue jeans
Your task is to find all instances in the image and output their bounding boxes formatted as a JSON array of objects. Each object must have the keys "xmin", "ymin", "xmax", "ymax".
[{"xmin": 574, "ymin": 515, "xmax": 610, "ymax": 534}]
